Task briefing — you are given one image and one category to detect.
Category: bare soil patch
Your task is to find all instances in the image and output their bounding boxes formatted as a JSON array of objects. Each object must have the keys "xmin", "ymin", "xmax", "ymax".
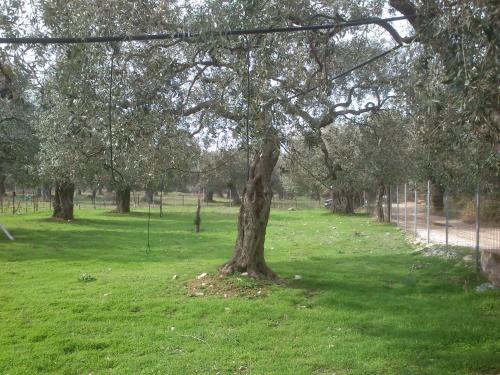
[{"xmin": 186, "ymin": 273, "xmax": 274, "ymax": 299}]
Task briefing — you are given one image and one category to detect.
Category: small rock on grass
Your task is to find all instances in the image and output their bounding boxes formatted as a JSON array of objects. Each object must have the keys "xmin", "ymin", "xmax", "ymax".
[
  {"xmin": 196, "ymin": 272, "xmax": 208, "ymax": 280},
  {"xmin": 411, "ymin": 262, "xmax": 429, "ymax": 270},
  {"xmin": 294, "ymin": 275, "xmax": 303, "ymax": 280},
  {"xmin": 172, "ymin": 274, "xmax": 178, "ymax": 280},
  {"xmin": 475, "ymin": 283, "xmax": 497, "ymax": 293},
  {"xmin": 462, "ymin": 255, "xmax": 473, "ymax": 263},
  {"xmin": 79, "ymin": 273, "xmax": 96, "ymax": 282}
]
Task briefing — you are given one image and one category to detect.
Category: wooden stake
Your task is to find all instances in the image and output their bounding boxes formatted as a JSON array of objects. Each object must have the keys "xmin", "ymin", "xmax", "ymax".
[
  {"xmin": 194, "ymin": 198, "xmax": 201, "ymax": 233},
  {"xmin": 0, "ymin": 224, "xmax": 14, "ymax": 240}
]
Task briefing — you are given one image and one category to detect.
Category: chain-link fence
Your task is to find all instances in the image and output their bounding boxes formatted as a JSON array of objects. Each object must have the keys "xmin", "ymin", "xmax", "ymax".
[
  {"xmin": 0, "ymin": 190, "xmax": 322, "ymax": 215},
  {"xmin": 366, "ymin": 182, "xmax": 500, "ymax": 269}
]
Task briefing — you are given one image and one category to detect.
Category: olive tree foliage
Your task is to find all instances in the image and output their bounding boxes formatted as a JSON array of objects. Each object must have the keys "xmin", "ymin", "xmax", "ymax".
[
  {"xmin": 390, "ymin": 0, "xmax": 499, "ymax": 144},
  {"xmin": 357, "ymin": 111, "xmax": 411, "ymax": 220},
  {"xmin": 165, "ymin": 0, "xmax": 410, "ymax": 278},
  {"xmin": 279, "ymin": 144, "xmax": 325, "ymax": 200},
  {"xmin": 383, "ymin": 0, "xmax": 500, "ymax": 202},
  {"xmin": 6, "ymin": 0, "xmax": 448, "ymax": 277},
  {"xmin": 0, "ymin": 1, "xmax": 41, "ymax": 194},
  {"xmin": 396, "ymin": 44, "xmax": 499, "ymax": 196},
  {"xmin": 34, "ymin": 0, "xmax": 201, "ymax": 215},
  {"xmin": 0, "ymin": 59, "xmax": 38, "ymax": 194},
  {"xmin": 282, "ymin": 109, "xmax": 411, "ymax": 218},
  {"xmin": 197, "ymin": 148, "xmax": 247, "ymax": 203}
]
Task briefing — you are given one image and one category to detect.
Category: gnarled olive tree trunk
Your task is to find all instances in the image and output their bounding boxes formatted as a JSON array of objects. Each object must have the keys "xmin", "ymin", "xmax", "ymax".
[
  {"xmin": 115, "ymin": 186, "xmax": 130, "ymax": 213},
  {"xmin": 219, "ymin": 135, "xmax": 280, "ymax": 280},
  {"xmin": 331, "ymin": 189, "xmax": 355, "ymax": 214},
  {"xmin": 376, "ymin": 179, "xmax": 385, "ymax": 222},
  {"xmin": 53, "ymin": 180, "xmax": 74, "ymax": 220}
]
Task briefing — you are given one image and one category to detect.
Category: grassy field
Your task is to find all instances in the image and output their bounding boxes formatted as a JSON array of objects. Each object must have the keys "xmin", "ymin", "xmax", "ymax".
[{"xmin": 0, "ymin": 207, "xmax": 499, "ymax": 375}]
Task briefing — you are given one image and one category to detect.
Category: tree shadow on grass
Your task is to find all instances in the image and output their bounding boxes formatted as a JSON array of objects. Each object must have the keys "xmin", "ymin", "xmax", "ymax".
[
  {"xmin": 270, "ymin": 250, "xmax": 493, "ymax": 323},
  {"xmin": 271, "ymin": 254, "xmax": 499, "ymax": 374},
  {"xmin": 33, "ymin": 209, "xmax": 239, "ymax": 229},
  {"xmin": 0, "ymin": 210, "xmax": 239, "ymax": 264},
  {"xmin": 273, "ymin": 252, "xmax": 482, "ymax": 297}
]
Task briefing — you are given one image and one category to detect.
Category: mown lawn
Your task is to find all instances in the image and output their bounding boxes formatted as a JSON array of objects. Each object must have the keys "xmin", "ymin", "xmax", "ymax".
[{"xmin": 0, "ymin": 207, "xmax": 498, "ymax": 375}]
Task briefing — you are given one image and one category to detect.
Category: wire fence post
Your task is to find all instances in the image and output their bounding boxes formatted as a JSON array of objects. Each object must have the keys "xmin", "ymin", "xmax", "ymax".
[
  {"xmin": 475, "ymin": 183, "xmax": 480, "ymax": 273},
  {"xmin": 404, "ymin": 183, "xmax": 407, "ymax": 232},
  {"xmin": 414, "ymin": 188, "xmax": 417, "ymax": 236},
  {"xmin": 396, "ymin": 185, "xmax": 399, "ymax": 227},
  {"xmin": 444, "ymin": 188, "xmax": 449, "ymax": 247},
  {"xmin": 387, "ymin": 187, "xmax": 391, "ymax": 223},
  {"xmin": 426, "ymin": 180, "xmax": 430, "ymax": 244}
]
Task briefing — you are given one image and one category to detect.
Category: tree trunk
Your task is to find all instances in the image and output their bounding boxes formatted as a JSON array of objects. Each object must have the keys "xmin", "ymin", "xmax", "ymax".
[
  {"xmin": 52, "ymin": 180, "xmax": 74, "ymax": 220},
  {"xmin": 159, "ymin": 190, "xmax": 163, "ymax": 217},
  {"xmin": 228, "ymin": 182, "xmax": 241, "ymax": 205},
  {"xmin": 331, "ymin": 189, "xmax": 355, "ymax": 214},
  {"xmin": 91, "ymin": 189, "xmax": 97, "ymax": 208},
  {"xmin": 376, "ymin": 179, "xmax": 385, "ymax": 222},
  {"xmin": 0, "ymin": 175, "xmax": 5, "ymax": 197},
  {"xmin": 219, "ymin": 134, "xmax": 280, "ymax": 280},
  {"xmin": 431, "ymin": 183, "xmax": 445, "ymax": 212},
  {"xmin": 115, "ymin": 186, "xmax": 131, "ymax": 213},
  {"xmin": 386, "ymin": 186, "xmax": 392, "ymax": 223},
  {"xmin": 144, "ymin": 187, "xmax": 154, "ymax": 204},
  {"xmin": 41, "ymin": 183, "xmax": 51, "ymax": 201},
  {"xmin": 310, "ymin": 190, "xmax": 320, "ymax": 201},
  {"xmin": 203, "ymin": 189, "xmax": 214, "ymax": 203},
  {"xmin": 194, "ymin": 198, "xmax": 201, "ymax": 232}
]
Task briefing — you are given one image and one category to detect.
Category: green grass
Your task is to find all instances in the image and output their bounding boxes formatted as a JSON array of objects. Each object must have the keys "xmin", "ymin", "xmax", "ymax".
[{"xmin": 0, "ymin": 207, "xmax": 499, "ymax": 375}]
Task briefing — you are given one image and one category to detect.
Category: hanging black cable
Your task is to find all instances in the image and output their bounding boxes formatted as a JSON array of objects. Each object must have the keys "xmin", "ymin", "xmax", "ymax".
[
  {"xmin": 245, "ymin": 36, "xmax": 251, "ymax": 180},
  {"xmin": 286, "ymin": 44, "xmax": 404, "ymax": 101},
  {"xmin": 0, "ymin": 16, "xmax": 414, "ymax": 45},
  {"xmin": 330, "ymin": 44, "xmax": 402, "ymax": 82},
  {"xmin": 146, "ymin": 201, "xmax": 151, "ymax": 253},
  {"xmin": 107, "ymin": 48, "xmax": 115, "ymax": 184}
]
